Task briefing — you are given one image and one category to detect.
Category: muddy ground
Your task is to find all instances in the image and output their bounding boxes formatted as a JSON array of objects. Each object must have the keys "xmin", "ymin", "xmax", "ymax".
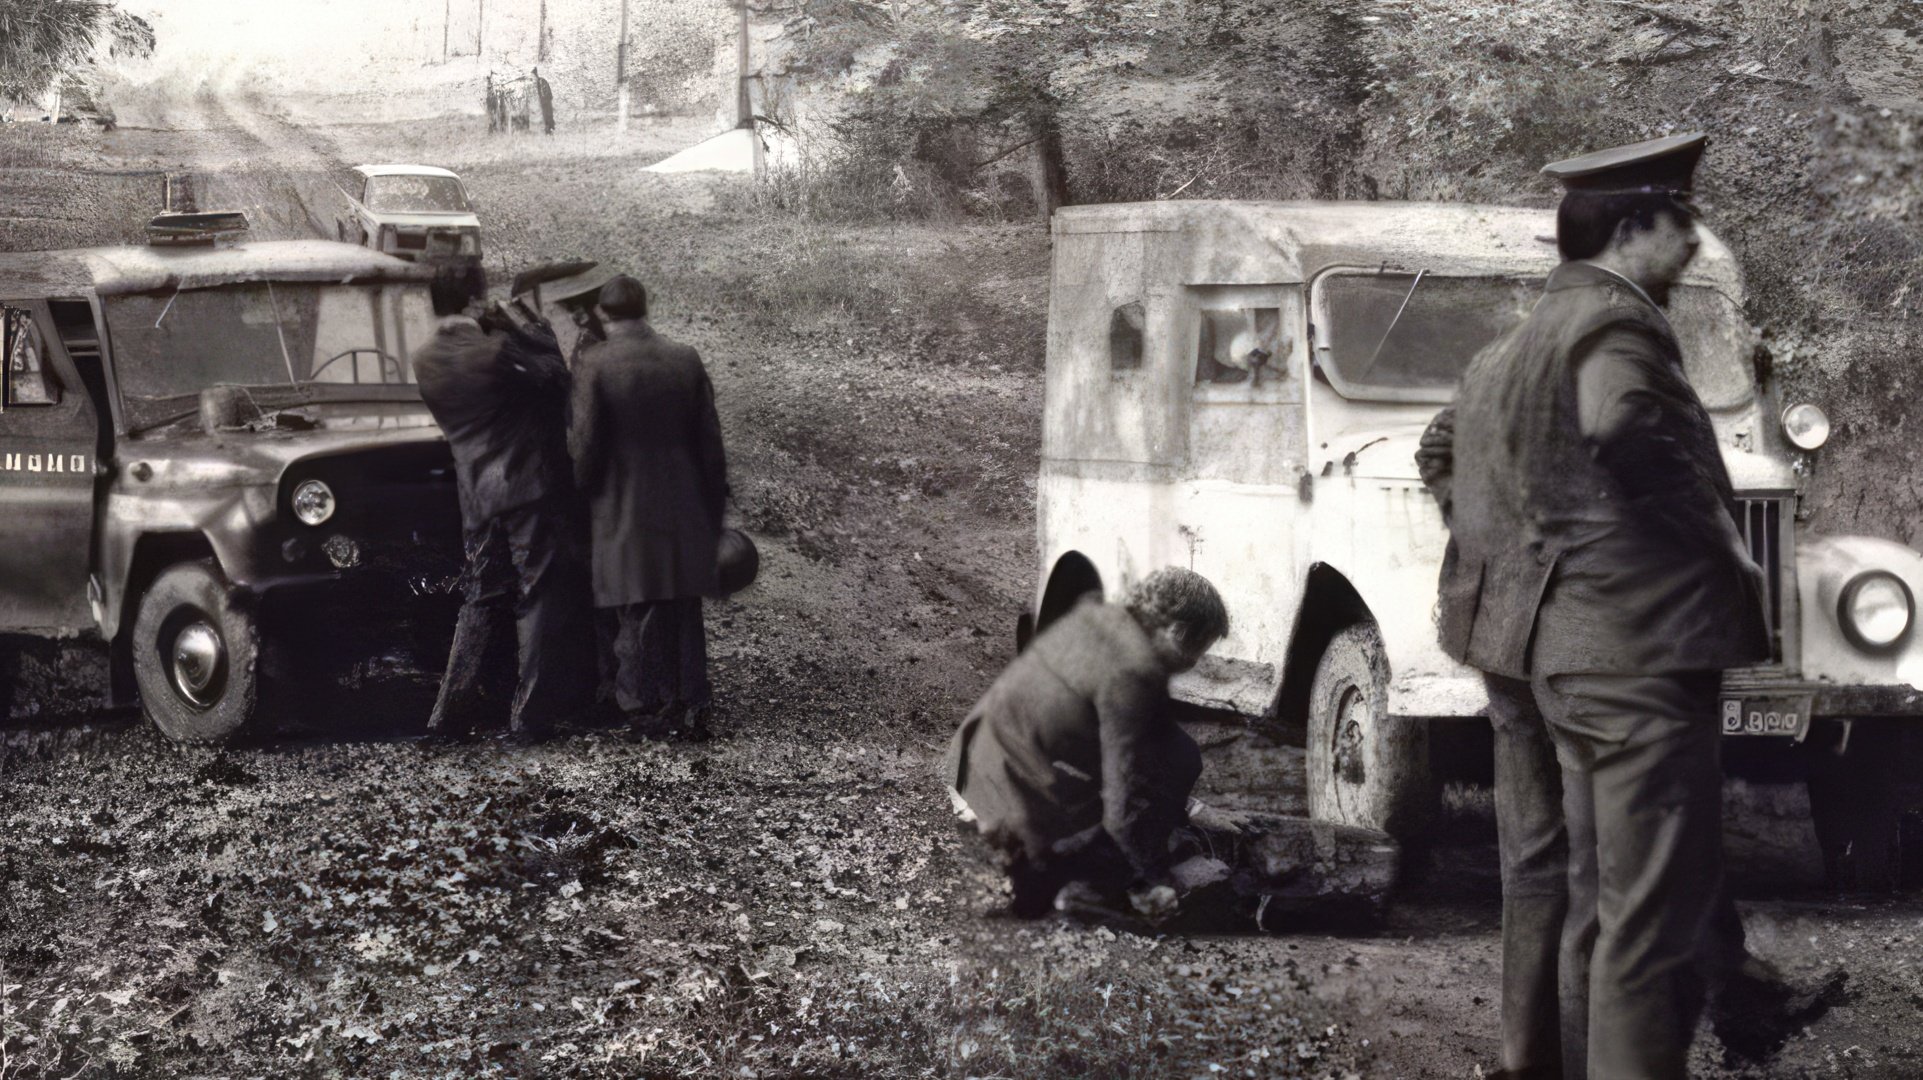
[{"xmin": 2, "ymin": 106, "xmax": 1921, "ymax": 1078}]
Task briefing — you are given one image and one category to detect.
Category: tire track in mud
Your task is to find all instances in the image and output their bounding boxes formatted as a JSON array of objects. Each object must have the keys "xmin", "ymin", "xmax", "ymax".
[{"xmin": 179, "ymin": 90, "xmax": 348, "ymax": 240}]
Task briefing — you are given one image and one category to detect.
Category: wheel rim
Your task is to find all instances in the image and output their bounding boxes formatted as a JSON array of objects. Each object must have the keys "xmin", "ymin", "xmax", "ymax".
[
  {"xmin": 170, "ymin": 619, "xmax": 226, "ymax": 709},
  {"xmin": 1331, "ymin": 683, "xmax": 1370, "ymax": 789}
]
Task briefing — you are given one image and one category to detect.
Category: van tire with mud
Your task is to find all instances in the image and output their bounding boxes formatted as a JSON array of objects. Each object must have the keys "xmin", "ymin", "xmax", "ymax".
[
  {"xmin": 132, "ymin": 559, "xmax": 259, "ymax": 744},
  {"xmin": 1307, "ymin": 622, "xmax": 1433, "ymax": 840}
]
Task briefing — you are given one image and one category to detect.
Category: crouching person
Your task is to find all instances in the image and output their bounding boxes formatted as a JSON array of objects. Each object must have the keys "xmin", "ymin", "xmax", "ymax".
[{"xmin": 944, "ymin": 568, "xmax": 1229, "ymax": 920}]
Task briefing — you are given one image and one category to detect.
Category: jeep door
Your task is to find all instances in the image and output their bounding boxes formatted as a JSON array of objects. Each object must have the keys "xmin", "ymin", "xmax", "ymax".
[{"xmin": 0, "ymin": 300, "xmax": 100, "ymax": 632}]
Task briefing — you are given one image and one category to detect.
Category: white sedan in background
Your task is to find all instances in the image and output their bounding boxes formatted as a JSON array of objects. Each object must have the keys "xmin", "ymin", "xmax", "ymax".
[{"xmin": 337, "ymin": 164, "xmax": 482, "ymax": 262}]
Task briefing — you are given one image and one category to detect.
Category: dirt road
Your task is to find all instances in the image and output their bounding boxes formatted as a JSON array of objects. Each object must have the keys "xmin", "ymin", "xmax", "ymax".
[{"xmin": 3, "ymin": 106, "xmax": 1921, "ymax": 1079}]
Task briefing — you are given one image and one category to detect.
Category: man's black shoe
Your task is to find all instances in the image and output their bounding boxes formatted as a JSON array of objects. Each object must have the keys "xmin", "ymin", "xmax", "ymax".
[
  {"xmin": 676, "ymin": 704, "xmax": 714, "ymax": 742},
  {"xmin": 625, "ymin": 707, "xmax": 672, "ymax": 742},
  {"xmin": 417, "ymin": 727, "xmax": 477, "ymax": 749}
]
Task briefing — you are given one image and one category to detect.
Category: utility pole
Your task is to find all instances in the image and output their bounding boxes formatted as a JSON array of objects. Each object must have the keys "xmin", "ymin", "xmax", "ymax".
[
  {"xmin": 476, "ymin": 0, "xmax": 484, "ymax": 57},
  {"xmin": 538, "ymin": 0, "xmax": 548, "ymax": 62},
  {"xmin": 443, "ymin": 0, "xmax": 450, "ymax": 60},
  {"xmin": 736, "ymin": 0, "xmax": 752, "ymax": 128},
  {"xmin": 616, "ymin": 0, "xmax": 631, "ymax": 132}
]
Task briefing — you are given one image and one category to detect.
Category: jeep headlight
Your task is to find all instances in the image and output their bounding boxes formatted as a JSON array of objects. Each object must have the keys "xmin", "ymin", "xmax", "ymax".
[
  {"xmin": 1839, "ymin": 570, "xmax": 1912, "ymax": 653},
  {"xmin": 292, "ymin": 479, "xmax": 336, "ymax": 526},
  {"xmin": 1782, "ymin": 403, "xmax": 1830, "ymax": 450}
]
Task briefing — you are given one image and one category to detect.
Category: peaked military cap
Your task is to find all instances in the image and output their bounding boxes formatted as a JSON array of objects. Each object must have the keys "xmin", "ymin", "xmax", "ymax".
[{"xmin": 1541, "ymin": 132, "xmax": 1706, "ymax": 195}]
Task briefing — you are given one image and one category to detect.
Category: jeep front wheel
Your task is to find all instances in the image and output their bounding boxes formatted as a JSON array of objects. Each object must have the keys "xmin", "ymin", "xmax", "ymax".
[
  {"xmin": 1306, "ymin": 622, "xmax": 1433, "ymax": 840},
  {"xmin": 132, "ymin": 559, "xmax": 259, "ymax": 744}
]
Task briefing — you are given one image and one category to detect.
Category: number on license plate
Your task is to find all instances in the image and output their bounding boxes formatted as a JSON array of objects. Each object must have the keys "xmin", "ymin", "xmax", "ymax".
[{"xmin": 1720, "ymin": 695, "xmax": 1812, "ymax": 738}]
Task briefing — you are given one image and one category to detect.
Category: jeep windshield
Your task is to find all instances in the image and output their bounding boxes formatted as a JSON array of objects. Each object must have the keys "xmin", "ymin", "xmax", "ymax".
[
  {"xmin": 363, "ymin": 175, "xmax": 471, "ymax": 214},
  {"xmin": 1311, "ymin": 270, "xmax": 1753, "ymax": 409},
  {"xmin": 105, "ymin": 281, "xmax": 436, "ymax": 431}
]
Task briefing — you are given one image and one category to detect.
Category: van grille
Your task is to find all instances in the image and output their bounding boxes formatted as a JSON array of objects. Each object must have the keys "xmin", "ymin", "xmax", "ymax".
[{"xmin": 1737, "ymin": 495, "xmax": 1789, "ymax": 663}]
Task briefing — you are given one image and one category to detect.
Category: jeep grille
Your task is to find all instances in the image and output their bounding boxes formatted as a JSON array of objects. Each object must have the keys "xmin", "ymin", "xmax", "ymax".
[{"xmin": 1737, "ymin": 495, "xmax": 1791, "ymax": 664}]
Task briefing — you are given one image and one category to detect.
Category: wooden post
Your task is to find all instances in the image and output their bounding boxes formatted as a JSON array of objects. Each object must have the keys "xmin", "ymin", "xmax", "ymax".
[
  {"xmin": 442, "ymin": 0, "xmax": 449, "ymax": 60},
  {"xmin": 616, "ymin": 0, "xmax": 630, "ymax": 131},
  {"xmin": 538, "ymin": 0, "xmax": 548, "ymax": 62},
  {"xmin": 476, "ymin": 0, "xmax": 484, "ymax": 56},
  {"xmin": 736, "ymin": 0, "xmax": 752, "ymax": 128}
]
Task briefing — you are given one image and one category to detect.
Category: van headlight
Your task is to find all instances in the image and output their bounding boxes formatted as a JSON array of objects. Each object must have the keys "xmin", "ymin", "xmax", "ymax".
[
  {"xmin": 1782, "ymin": 403, "xmax": 1831, "ymax": 450},
  {"xmin": 1838, "ymin": 570, "xmax": 1912, "ymax": 653},
  {"xmin": 292, "ymin": 479, "xmax": 336, "ymax": 526}
]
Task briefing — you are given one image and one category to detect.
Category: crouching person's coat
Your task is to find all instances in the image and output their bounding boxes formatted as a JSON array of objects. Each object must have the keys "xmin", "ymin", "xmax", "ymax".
[{"xmin": 944, "ymin": 597, "xmax": 1199, "ymax": 880}]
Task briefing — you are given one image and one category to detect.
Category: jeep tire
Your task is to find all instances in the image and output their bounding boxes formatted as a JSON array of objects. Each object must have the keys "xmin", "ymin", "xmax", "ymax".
[
  {"xmin": 133, "ymin": 559, "xmax": 259, "ymax": 744},
  {"xmin": 1306, "ymin": 622, "xmax": 1433, "ymax": 840}
]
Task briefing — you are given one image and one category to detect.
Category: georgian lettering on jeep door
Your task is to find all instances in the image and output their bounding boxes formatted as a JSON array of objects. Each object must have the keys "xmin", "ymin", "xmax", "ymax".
[{"xmin": 0, "ymin": 301, "xmax": 98, "ymax": 633}]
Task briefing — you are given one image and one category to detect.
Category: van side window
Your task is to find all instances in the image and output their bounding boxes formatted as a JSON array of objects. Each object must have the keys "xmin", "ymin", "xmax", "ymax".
[
  {"xmin": 1196, "ymin": 307, "xmax": 1283, "ymax": 385},
  {"xmin": 1109, "ymin": 302, "xmax": 1145, "ymax": 370},
  {"xmin": 2, "ymin": 305, "xmax": 61, "ymax": 408}
]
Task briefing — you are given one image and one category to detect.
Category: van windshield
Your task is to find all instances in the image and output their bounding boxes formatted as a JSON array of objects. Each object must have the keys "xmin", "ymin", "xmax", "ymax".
[
  {"xmin": 1313, "ymin": 271, "xmax": 1752, "ymax": 408},
  {"xmin": 104, "ymin": 281, "xmax": 435, "ymax": 431}
]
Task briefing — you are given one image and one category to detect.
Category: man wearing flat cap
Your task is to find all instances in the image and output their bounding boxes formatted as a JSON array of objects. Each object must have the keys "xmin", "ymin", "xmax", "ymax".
[
  {"xmin": 1417, "ymin": 134, "xmax": 1771, "ymax": 1079},
  {"xmin": 570, "ymin": 276, "xmax": 730, "ymax": 739}
]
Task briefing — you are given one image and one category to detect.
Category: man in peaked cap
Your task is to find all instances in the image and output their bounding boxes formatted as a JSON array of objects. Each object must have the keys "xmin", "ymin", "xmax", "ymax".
[{"xmin": 1417, "ymin": 133, "xmax": 1772, "ymax": 1079}]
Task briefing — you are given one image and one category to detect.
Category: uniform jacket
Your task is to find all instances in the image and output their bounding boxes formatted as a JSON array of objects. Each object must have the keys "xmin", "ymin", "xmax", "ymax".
[
  {"xmin": 942, "ymin": 598, "xmax": 1178, "ymax": 877},
  {"xmin": 413, "ymin": 316, "xmax": 573, "ymax": 531},
  {"xmin": 1432, "ymin": 260, "xmax": 1770, "ymax": 678},
  {"xmin": 570, "ymin": 319, "xmax": 728, "ymax": 606}
]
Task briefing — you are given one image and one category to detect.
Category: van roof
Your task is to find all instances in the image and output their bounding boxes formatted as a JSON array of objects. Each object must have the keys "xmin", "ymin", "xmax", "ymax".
[
  {"xmin": 352, "ymin": 164, "xmax": 463, "ymax": 180},
  {"xmin": 0, "ymin": 238, "xmax": 434, "ymax": 301},
  {"xmin": 1053, "ymin": 200, "xmax": 1743, "ymax": 298}
]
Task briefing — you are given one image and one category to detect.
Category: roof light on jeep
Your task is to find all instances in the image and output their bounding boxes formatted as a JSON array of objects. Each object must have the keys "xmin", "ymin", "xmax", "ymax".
[
  {"xmin": 146, "ymin": 211, "xmax": 250, "ymax": 246},
  {"xmin": 1782, "ymin": 402, "xmax": 1830, "ymax": 450}
]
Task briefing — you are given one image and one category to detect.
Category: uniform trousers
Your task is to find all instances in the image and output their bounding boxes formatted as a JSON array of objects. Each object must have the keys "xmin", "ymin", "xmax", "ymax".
[
  {"xmin": 1484, "ymin": 670, "xmax": 1728, "ymax": 1080},
  {"xmin": 428, "ymin": 500, "xmax": 592, "ymax": 735},
  {"xmin": 609, "ymin": 598, "xmax": 711, "ymax": 718}
]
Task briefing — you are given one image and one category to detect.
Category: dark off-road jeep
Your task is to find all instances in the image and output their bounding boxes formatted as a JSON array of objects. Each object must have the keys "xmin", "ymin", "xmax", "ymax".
[{"xmin": 0, "ymin": 220, "xmax": 463, "ymax": 743}]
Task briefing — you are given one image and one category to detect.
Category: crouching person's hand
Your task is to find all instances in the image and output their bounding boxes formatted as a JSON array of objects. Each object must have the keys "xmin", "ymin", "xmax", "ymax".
[{"xmin": 1128, "ymin": 877, "xmax": 1180, "ymax": 921}]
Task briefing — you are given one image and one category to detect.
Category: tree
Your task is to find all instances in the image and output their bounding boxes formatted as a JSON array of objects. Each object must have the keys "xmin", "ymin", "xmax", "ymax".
[{"xmin": 0, "ymin": 0, "xmax": 154, "ymax": 105}]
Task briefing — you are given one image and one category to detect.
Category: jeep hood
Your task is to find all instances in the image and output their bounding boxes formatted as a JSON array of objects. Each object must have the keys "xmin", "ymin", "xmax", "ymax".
[{"xmin": 123, "ymin": 412, "xmax": 446, "ymax": 486}]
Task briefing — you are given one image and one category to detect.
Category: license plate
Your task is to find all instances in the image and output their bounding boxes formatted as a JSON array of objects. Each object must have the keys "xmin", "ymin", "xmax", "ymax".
[{"xmin": 1720, "ymin": 694, "xmax": 1813, "ymax": 739}]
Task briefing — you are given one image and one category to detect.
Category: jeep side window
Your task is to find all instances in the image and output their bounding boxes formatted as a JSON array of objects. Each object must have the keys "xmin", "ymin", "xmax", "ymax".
[
  {"xmin": 1196, "ymin": 307, "xmax": 1283, "ymax": 385},
  {"xmin": 2, "ymin": 305, "xmax": 61, "ymax": 408}
]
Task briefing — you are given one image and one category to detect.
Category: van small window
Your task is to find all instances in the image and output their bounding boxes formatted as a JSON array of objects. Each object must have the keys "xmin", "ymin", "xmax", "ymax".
[
  {"xmin": 2, "ymin": 306, "xmax": 60, "ymax": 408},
  {"xmin": 1196, "ymin": 307, "xmax": 1283, "ymax": 385},
  {"xmin": 1109, "ymin": 302, "xmax": 1145, "ymax": 370}
]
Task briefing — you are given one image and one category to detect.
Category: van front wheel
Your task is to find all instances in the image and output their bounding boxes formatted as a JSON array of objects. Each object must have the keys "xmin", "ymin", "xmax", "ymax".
[
  {"xmin": 132, "ymin": 559, "xmax": 259, "ymax": 744},
  {"xmin": 1306, "ymin": 622, "xmax": 1433, "ymax": 840}
]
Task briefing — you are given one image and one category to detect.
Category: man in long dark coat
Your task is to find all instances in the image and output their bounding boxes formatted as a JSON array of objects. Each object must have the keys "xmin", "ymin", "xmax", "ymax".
[
  {"xmin": 534, "ymin": 67, "xmax": 555, "ymax": 135},
  {"xmin": 1419, "ymin": 134, "xmax": 1771, "ymax": 1080},
  {"xmin": 570, "ymin": 275, "xmax": 728, "ymax": 739},
  {"xmin": 943, "ymin": 568, "xmax": 1230, "ymax": 920},
  {"xmin": 413, "ymin": 264, "xmax": 591, "ymax": 742}
]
